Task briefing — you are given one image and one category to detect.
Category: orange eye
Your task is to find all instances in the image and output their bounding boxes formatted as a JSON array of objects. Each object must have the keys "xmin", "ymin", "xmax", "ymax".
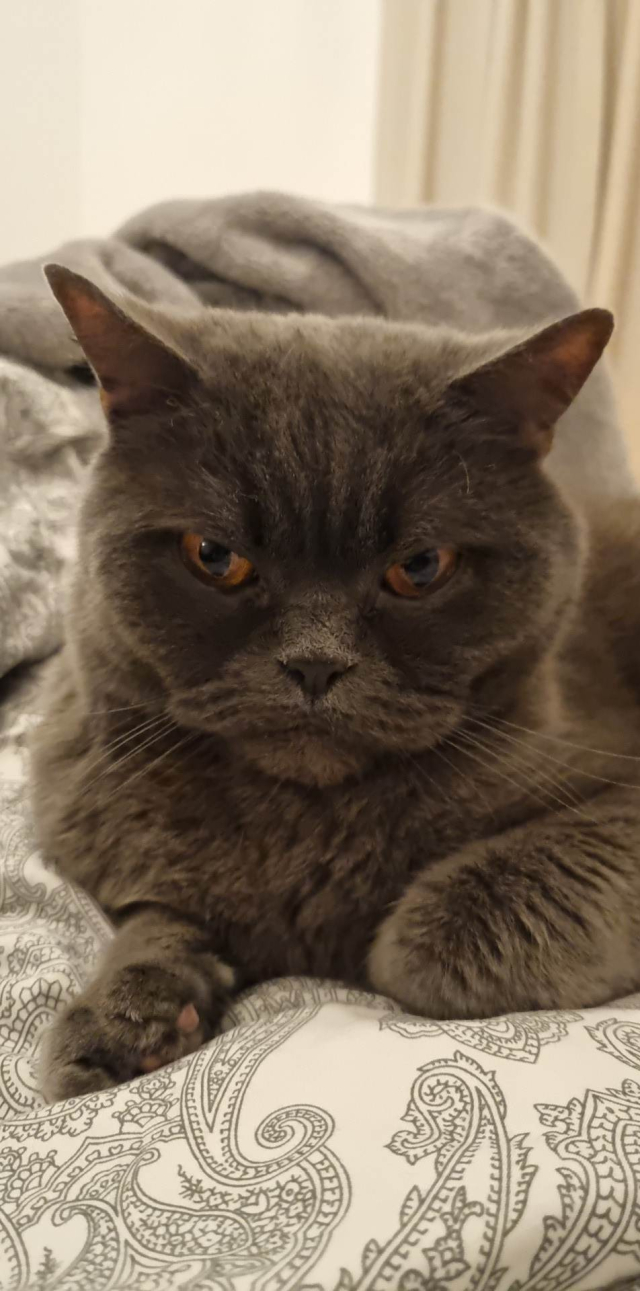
[
  {"xmin": 180, "ymin": 533, "xmax": 255, "ymax": 589},
  {"xmin": 384, "ymin": 546, "xmax": 458, "ymax": 598}
]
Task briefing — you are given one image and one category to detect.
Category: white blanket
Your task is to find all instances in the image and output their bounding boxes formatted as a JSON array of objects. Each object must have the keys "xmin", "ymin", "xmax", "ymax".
[{"xmin": 1, "ymin": 359, "xmax": 640, "ymax": 1290}]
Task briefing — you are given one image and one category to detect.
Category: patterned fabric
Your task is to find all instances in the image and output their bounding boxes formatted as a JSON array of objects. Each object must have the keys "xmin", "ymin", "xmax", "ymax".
[{"xmin": 2, "ymin": 354, "xmax": 640, "ymax": 1290}]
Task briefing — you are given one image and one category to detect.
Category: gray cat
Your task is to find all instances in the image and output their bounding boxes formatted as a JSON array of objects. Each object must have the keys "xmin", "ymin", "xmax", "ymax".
[{"xmin": 31, "ymin": 265, "xmax": 640, "ymax": 1104}]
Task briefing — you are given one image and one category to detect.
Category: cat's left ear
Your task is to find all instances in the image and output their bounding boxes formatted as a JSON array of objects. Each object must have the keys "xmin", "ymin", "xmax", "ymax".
[
  {"xmin": 451, "ymin": 308, "xmax": 614, "ymax": 457},
  {"xmin": 44, "ymin": 264, "xmax": 196, "ymax": 421}
]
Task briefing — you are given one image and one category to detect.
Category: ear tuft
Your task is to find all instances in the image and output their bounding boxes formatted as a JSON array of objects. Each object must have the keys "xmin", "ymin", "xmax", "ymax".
[
  {"xmin": 452, "ymin": 308, "xmax": 614, "ymax": 458},
  {"xmin": 44, "ymin": 263, "xmax": 194, "ymax": 420}
]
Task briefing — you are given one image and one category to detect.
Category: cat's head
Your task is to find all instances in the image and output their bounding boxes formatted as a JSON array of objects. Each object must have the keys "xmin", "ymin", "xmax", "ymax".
[{"xmin": 46, "ymin": 266, "xmax": 612, "ymax": 785}]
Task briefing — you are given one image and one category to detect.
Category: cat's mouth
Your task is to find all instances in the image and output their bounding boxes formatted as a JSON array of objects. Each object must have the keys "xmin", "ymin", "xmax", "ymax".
[
  {"xmin": 238, "ymin": 727, "xmax": 370, "ymax": 787},
  {"xmin": 169, "ymin": 677, "xmax": 465, "ymax": 786},
  {"xmin": 169, "ymin": 691, "xmax": 372, "ymax": 785}
]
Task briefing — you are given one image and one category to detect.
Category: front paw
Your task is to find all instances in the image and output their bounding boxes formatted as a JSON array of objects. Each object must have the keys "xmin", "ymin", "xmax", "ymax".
[
  {"xmin": 40, "ymin": 956, "xmax": 235, "ymax": 1103},
  {"xmin": 368, "ymin": 857, "xmax": 551, "ymax": 1019},
  {"xmin": 367, "ymin": 871, "xmax": 503, "ymax": 1020}
]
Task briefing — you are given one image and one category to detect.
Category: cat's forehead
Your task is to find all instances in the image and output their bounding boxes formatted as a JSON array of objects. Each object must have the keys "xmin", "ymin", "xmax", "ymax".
[
  {"xmin": 192, "ymin": 309, "xmax": 475, "ymax": 399},
  {"xmin": 193, "ymin": 312, "xmax": 461, "ymax": 459},
  {"xmin": 185, "ymin": 317, "xmax": 479, "ymax": 559}
]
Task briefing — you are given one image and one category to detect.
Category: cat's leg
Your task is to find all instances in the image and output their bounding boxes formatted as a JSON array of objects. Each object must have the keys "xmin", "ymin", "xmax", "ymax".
[
  {"xmin": 40, "ymin": 906, "xmax": 236, "ymax": 1102},
  {"xmin": 368, "ymin": 791, "xmax": 640, "ymax": 1017}
]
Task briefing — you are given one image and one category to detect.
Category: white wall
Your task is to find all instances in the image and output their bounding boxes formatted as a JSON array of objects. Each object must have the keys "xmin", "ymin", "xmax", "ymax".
[
  {"xmin": 0, "ymin": 0, "xmax": 382, "ymax": 262},
  {"xmin": 0, "ymin": 2, "xmax": 81, "ymax": 261}
]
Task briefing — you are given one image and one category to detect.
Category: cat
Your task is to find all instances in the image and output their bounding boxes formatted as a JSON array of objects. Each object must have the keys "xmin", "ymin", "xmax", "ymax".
[{"xmin": 31, "ymin": 264, "xmax": 640, "ymax": 1104}]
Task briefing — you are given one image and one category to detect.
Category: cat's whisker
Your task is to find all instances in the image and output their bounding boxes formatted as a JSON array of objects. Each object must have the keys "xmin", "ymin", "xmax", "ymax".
[
  {"xmin": 484, "ymin": 712, "xmax": 640, "ymax": 763},
  {"xmin": 463, "ymin": 716, "xmax": 595, "ymax": 814},
  {"xmin": 171, "ymin": 689, "xmax": 245, "ymax": 718},
  {"xmin": 177, "ymin": 682, "xmax": 244, "ymax": 702},
  {"xmin": 32, "ymin": 709, "xmax": 169, "ymax": 773},
  {"xmin": 401, "ymin": 751, "xmax": 443, "ymax": 797},
  {"xmin": 79, "ymin": 713, "xmax": 172, "ymax": 780},
  {"xmin": 466, "ymin": 713, "xmax": 640, "ymax": 794},
  {"xmin": 452, "ymin": 727, "xmax": 599, "ymax": 825},
  {"xmin": 492, "ymin": 744, "xmax": 593, "ymax": 818},
  {"xmin": 98, "ymin": 727, "xmax": 202, "ymax": 811},
  {"xmin": 428, "ymin": 739, "xmax": 497, "ymax": 815},
  {"xmin": 83, "ymin": 702, "xmax": 165, "ymax": 716},
  {"xmin": 187, "ymin": 706, "xmax": 244, "ymax": 730},
  {"xmin": 31, "ymin": 700, "xmax": 165, "ymax": 726},
  {"xmin": 78, "ymin": 717, "xmax": 177, "ymax": 799},
  {"xmin": 447, "ymin": 728, "xmax": 554, "ymax": 815}
]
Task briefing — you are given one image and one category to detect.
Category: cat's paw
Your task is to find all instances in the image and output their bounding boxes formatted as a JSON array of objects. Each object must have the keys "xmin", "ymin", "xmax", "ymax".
[{"xmin": 39, "ymin": 956, "xmax": 235, "ymax": 1103}]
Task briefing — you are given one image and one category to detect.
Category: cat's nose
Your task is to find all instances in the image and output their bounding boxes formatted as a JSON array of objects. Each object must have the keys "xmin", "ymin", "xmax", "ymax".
[{"xmin": 279, "ymin": 656, "xmax": 351, "ymax": 699}]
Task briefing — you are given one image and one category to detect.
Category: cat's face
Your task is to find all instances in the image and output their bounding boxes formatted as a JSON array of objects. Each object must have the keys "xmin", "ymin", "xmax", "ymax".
[{"xmin": 47, "ymin": 268, "xmax": 611, "ymax": 785}]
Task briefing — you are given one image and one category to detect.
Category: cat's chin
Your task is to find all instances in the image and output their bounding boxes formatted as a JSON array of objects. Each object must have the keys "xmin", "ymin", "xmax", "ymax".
[{"xmin": 239, "ymin": 732, "xmax": 368, "ymax": 787}]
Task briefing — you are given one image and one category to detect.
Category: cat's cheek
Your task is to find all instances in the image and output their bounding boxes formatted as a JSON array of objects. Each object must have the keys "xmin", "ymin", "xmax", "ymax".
[{"xmin": 110, "ymin": 555, "xmax": 273, "ymax": 688}]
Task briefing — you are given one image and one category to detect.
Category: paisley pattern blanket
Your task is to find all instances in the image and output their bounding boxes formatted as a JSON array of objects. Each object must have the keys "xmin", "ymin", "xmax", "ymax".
[
  {"xmin": 4, "ymin": 708, "xmax": 640, "ymax": 1291},
  {"xmin": 1, "ymin": 199, "xmax": 640, "ymax": 1287}
]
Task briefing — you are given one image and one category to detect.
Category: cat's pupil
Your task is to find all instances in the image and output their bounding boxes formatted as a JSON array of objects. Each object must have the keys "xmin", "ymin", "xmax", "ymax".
[
  {"xmin": 403, "ymin": 550, "xmax": 440, "ymax": 586},
  {"xmin": 199, "ymin": 541, "xmax": 231, "ymax": 577}
]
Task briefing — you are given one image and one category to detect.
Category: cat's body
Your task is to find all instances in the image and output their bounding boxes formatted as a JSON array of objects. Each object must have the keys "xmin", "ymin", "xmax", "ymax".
[
  {"xmin": 31, "ymin": 268, "xmax": 640, "ymax": 1101},
  {"xmin": 34, "ymin": 543, "xmax": 640, "ymax": 989}
]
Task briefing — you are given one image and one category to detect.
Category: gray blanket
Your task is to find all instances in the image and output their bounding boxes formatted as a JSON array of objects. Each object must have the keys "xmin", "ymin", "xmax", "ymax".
[{"xmin": 0, "ymin": 191, "xmax": 635, "ymax": 497}]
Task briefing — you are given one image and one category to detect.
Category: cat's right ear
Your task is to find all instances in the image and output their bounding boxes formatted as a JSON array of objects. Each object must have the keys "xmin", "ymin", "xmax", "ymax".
[
  {"xmin": 44, "ymin": 264, "xmax": 195, "ymax": 421},
  {"xmin": 450, "ymin": 308, "xmax": 614, "ymax": 458}
]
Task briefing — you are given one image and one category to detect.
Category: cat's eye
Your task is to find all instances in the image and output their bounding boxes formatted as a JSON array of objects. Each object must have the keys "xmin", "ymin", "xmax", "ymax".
[
  {"xmin": 384, "ymin": 546, "xmax": 458, "ymax": 598},
  {"xmin": 180, "ymin": 533, "xmax": 255, "ymax": 589}
]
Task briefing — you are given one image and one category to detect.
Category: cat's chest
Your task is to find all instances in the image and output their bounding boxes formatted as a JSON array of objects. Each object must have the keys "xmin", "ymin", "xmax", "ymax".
[
  {"xmin": 149, "ymin": 753, "xmax": 492, "ymax": 980},
  {"xmin": 91, "ymin": 739, "xmax": 511, "ymax": 982}
]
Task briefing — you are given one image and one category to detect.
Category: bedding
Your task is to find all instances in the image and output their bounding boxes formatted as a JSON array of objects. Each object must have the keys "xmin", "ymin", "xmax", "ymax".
[{"xmin": 1, "ymin": 195, "xmax": 640, "ymax": 1290}]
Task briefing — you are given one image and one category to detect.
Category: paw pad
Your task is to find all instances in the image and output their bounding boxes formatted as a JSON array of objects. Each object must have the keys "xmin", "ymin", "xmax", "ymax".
[{"xmin": 177, "ymin": 1003, "xmax": 200, "ymax": 1035}]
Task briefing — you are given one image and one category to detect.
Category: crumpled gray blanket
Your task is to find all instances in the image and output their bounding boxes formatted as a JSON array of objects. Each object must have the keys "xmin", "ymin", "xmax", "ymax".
[
  {"xmin": 0, "ymin": 193, "xmax": 608, "ymax": 370},
  {"xmin": 2, "ymin": 193, "xmax": 640, "ymax": 1291}
]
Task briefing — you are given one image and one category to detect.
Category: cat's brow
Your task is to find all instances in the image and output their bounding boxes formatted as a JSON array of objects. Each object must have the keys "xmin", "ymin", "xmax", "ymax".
[
  {"xmin": 195, "ymin": 466, "xmax": 258, "ymax": 539},
  {"xmin": 135, "ymin": 496, "xmax": 248, "ymax": 542}
]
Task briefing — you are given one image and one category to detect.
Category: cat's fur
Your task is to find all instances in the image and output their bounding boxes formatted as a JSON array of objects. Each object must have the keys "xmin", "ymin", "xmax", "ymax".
[{"xmin": 32, "ymin": 267, "xmax": 640, "ymax": 1103}]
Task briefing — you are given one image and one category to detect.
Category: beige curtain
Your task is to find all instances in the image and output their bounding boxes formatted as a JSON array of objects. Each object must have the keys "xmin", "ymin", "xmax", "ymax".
[{"xmin": 375, "ymin": 0, "xmax": 640, "ymax": 475}]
